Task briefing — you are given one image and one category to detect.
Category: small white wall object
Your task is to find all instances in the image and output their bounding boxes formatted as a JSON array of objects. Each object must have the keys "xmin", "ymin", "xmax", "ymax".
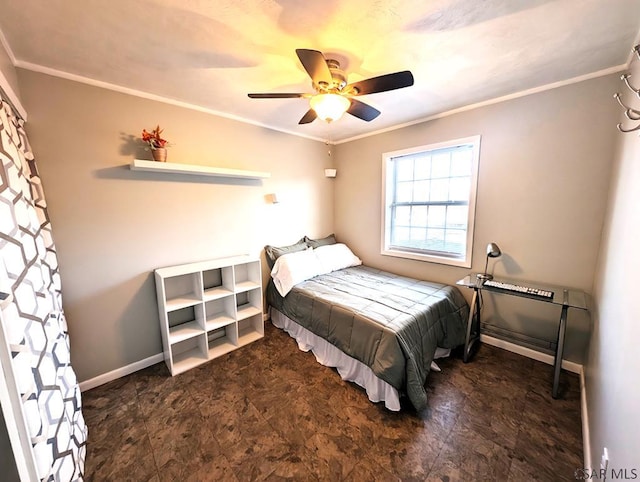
[
  {"xmin": 325, "ymin": 169, "xmax": 337, "ymax": 178},
  {"xmin": 266, "ymin": 193, "xmax": 279, "ymax": 203}
]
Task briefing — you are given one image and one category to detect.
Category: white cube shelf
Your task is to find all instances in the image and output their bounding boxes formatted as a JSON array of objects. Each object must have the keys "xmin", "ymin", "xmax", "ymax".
[{"xmin": 155, "ymin": 255, "xmax": 264, "ymax": 375}]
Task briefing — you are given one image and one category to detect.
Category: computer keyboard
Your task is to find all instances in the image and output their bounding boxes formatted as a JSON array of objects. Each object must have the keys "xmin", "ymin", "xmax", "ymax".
[{"xmin": 483, "ymin": 279, "xmax": 554, "ymax": 300}]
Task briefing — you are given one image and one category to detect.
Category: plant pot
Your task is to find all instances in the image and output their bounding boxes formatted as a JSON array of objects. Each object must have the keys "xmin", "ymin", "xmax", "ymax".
[{"xmin": 152, "ymin": 148, "xmax": 167, "ymax": 162}]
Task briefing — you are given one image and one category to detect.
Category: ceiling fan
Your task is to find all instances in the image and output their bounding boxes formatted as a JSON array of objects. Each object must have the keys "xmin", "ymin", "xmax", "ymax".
[{"xmin": 248, "ymin": 49, "xmax": 414, "ymax": 124}]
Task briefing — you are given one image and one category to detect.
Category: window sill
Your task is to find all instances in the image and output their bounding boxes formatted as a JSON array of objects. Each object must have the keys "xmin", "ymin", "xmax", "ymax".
[{"xmin": 381, "ymin": 248, "xmax": 471, "ymax": 268}]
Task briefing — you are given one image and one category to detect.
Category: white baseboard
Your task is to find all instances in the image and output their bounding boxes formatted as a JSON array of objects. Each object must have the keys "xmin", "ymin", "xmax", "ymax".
[
  {"xmin": 78, "ymin": 353, "xmax": 164, "ymax": 392},
  {"xmin": 479, "ymin": 334, "xmax": 582, "ymax": 374},
  {"xmin": 80, "ymin": 315, "xmax": 272, "ymax": 392},
  {"xmin": 480, "ymin": 334, "xmax": 590, "ymax": 467},
  {"xmin": 580, "ymin": 368, "xmax": 592, "ymax": 470}
]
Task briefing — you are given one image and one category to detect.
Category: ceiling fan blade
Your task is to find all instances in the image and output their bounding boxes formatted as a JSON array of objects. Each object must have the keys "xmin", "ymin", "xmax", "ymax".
[
  {"xmin": 347, "ymin": 99, "xmax": 381, "ymax": 122},
  {"xmin": 298, "ymin": 109, "xmax": 317, "ymax": 124},
  {"xmin": 296, "ymin": 49, "xmax": 333, "ymax": 86},
  {"xmin": 346, "ymin": 71, "xmax": 414, "ymax": 95},
  {"xmin": 248, "ymin": 93, "xmax": 306, "ymax": 99}
]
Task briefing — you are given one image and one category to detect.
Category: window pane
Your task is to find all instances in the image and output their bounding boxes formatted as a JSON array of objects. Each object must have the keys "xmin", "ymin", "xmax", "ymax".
[
  {"xmin": 449, "ymin": 177, "xmax": 470, "ymax": 202},
  {"xmin": 414, "ymin": 156, "xmax": 431, "ymax": 180},
  {"xmin": 396, "ymin": 181, "xmax": 413, "ymax": 202},
  {"xmin": 426, "ymin": 228, "xmax": 446, "ymax": 251},
  {"xmin": 410, "ymin": 227, "xmax": 427, "ymax": 243},
  {"xmin": 429, "ymin": 179, "xmax": 449, "ymax": 202},
  {"xmin": 431, "ymin": 153, "xmax": 450, "ymax": 178},
  {"xmin": 413, "ymin": 180, "xmax": 429, "ymax": 202},
  {"xmin": 427, "ymin": 205, "xmax": 446, "ymax": 228},
  {"xmin": 446, "ymin": 205, "xmax": 468, "ymax": 229},
  {"xmin": 444, "ymin": 229, "xmax": 466, "ymax": 255},
  {"xmin": 411, "ymin": 206, "xmax": 428, "ymax": 227},
  {"xmin": 395, "ymin": 158, "xmax": 414, "ymax": 181},
  {"xmin": 392, "ymin": 226, "xmax": 410, "ymax": 245},
  {"xmin": 450, "ymin": 150, "xmax": 472, "ymax": 176},
  {"xmin": 394, "ymin": 205, "xmax": 411, "ymax": 226}
]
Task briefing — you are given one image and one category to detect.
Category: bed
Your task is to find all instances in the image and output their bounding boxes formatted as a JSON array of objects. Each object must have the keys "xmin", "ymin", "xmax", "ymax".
[{"xmin": 265, "ymin": 236, "xmax": 469, "ymax": 411}]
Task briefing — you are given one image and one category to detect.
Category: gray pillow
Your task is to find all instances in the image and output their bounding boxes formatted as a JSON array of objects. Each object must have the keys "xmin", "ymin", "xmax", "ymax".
[
  {"xmin": 305, "ymin": 233, "xmax": 337, "ymax": 248},
  {"xmin": 264, "ymin": 237, "xmax": 307, "ymax": 269}
]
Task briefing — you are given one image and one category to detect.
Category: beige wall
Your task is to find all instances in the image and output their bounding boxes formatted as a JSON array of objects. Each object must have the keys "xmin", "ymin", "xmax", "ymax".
[
  {"xmin": 587, "ymin": 60, "xmax": 640, "ymax": 469},
  {"xmin": 16, "ymin": 69, "xmax": 334, "ymax": 382},
  {"xmin": 334, "ymin": 75, "xmax": 619, "ymax": 362},
  {"xmin": 0, "ymin": 39, "xmax": 20, "ymax": 103}
]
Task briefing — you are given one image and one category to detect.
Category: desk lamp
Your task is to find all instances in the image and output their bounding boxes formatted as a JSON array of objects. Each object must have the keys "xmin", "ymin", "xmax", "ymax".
[{"xmin": 477, "ymin": 243, "xmax": 501, "ymax": 280}]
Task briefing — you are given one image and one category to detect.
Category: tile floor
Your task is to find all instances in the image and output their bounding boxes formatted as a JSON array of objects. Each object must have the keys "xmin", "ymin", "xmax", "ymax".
[{"xmin": 82, "ymin": 322, "xmax": 583, "ymax": 481}]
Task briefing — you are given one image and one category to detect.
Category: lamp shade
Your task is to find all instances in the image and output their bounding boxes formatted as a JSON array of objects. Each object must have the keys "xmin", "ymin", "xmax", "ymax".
[
  {"xmin": 310, "ymin": 94, "xmax": 350, "ymax": 122},
  {"xmin": 486, "ymin": 242, "xmax": 501, "ymax": 258}
]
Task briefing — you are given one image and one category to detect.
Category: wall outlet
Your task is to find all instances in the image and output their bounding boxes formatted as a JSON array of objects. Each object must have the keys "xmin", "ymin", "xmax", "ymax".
[{"xmin": 601, "ymin": 447, "xmax": 609, "ymax": 474}]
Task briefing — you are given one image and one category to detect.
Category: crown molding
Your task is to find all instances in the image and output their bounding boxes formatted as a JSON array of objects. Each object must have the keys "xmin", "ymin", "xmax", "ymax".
[
  {"xmin": 334, "ymin": 64, "xmax": 627, "ymax": 144},
  {"xmin": 15, "ymin": 60, "xmax": 328, "ymax": 143},
  {"xmin": 13, "ymin": 58, "xmax": 627, "ymax": 145}
]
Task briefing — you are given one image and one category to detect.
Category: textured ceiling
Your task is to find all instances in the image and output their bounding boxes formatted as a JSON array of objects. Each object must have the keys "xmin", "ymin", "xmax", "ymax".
[{"xmin": 1, "ymin": 0, "xmax": 639, "ymax": 142}]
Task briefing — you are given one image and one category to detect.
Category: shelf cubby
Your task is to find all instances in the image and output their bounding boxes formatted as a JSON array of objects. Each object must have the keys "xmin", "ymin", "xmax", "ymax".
[
  {"xmin": 168, "ymin": 320, "xmax": 203, "ymax": 344},
  {"xmin": 202, "ymin": 266, "xmax": 234, "ymax": 301},
  {"xmin": 167, "ymin": 304, "xmax": 204, "ymax": 343},
  {"xmin": 207, "ymin": 326, "xmax": 238, "ymax": 358},
  {"xmin": 164, "ymin": 273, "xmax": 202, "ymax": 311},
  {"xmin": 238, "ymin": 314, "xmax": 264, "ymax": 347},
  {"xmin": 236, "ymin": 288, "xmax": 262, "ymax": 320},
  {"xmin": 170, "ymin": 335, "xmax": 208, "ymax": 375},
  {"xmin": 204, "ymin": 297, "xmax": 235, "ymax": 331},
  {"xmin": 234, "ymin": 261, "xmax": 261, "ymax": 293},
  {"xmin": 155, "ymin": 256, "xmax": 264, "ymax": 375}
]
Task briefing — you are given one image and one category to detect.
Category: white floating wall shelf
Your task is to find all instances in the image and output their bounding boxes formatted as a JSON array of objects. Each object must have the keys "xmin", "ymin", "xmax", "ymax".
[{"xmin": 130, "ymin": 159, "xmax": 271, "ymax": 180}]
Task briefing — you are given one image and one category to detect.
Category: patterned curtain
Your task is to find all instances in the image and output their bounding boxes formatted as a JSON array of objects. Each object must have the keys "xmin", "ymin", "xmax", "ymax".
[{"xmin": 0, "ymin": 95, "xmax": 87, "ymax": 480}]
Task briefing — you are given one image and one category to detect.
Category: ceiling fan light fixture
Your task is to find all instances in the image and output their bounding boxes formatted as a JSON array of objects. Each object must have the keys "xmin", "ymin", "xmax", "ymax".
[
  {"xmin": 249, "ymin": 49, "xmax": 414, "ymax": 124},
  {"xmin": 310, "ymin": 93, "xmax": 350, "ymax": 122}
]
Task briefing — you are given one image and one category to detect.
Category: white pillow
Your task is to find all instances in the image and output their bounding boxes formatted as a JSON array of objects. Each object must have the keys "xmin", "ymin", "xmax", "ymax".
[
  {"xmin": 314, "ymin": 243, "xmax": 362, "ymax": 273},
  {"xmin": 271, "ymin": 248, "xmax": 323, "ymax": 297}
]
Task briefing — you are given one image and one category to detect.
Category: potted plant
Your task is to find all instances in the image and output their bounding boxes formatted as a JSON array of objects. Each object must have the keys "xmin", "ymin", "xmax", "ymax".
[{"xmin": 142, "ymin": 125, "xmax": 170, "ymax": 162}]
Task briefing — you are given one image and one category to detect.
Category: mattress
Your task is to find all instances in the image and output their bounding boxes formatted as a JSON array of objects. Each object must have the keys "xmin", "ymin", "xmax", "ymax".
[{"xmin": 266, "ymin": 265, "xmax": 469, "ymax": 411}]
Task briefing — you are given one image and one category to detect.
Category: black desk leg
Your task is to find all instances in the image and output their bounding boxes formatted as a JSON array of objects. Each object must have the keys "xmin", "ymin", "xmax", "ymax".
[
  {"xmin": 463, "ymin": 288, "xmax": 480, "ymax": 363},
  {"xmin": 552, "ymin": 304, "xmax": 568, "ymax": 398}
]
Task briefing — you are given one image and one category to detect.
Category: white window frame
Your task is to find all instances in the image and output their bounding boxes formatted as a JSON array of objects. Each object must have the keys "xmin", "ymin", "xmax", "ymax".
[{"xmin": 380, "ymin": 135, "xmax": 481, "ymax": 268}]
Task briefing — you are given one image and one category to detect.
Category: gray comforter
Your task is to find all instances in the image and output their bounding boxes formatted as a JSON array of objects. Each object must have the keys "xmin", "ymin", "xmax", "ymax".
[{"xmin": 266, "ymin": 265, "xmax": 469, "ymax": 411}]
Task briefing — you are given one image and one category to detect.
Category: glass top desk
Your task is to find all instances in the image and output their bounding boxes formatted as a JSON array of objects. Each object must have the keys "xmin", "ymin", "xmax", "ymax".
[{"xmin": 456, "ymin": 274, "xmax": 589, "ymax": 398}]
